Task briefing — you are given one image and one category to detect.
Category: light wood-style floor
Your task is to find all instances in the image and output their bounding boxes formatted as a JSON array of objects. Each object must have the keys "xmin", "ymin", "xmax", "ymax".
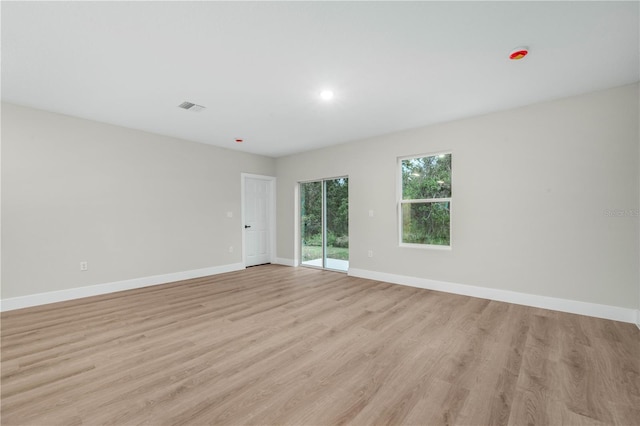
[{"xmin": 2, "ymin": 265, "xmax": 639, "ymax": 425}]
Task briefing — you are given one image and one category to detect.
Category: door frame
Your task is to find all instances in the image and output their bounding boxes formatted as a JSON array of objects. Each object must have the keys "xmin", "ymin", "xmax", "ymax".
[
  {"xmin": 298, "ymin": 175, "xmax": 349, "ymax": 272},
  {"xmin": 241, "ymin": 173, "xmax": 277, "ymax": 268}
]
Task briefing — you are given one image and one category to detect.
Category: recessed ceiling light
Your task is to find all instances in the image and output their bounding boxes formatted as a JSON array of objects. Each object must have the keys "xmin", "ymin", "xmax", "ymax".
[{"xmin": 319, "ymin": 90, "xmax": 334, "ymax": 101}]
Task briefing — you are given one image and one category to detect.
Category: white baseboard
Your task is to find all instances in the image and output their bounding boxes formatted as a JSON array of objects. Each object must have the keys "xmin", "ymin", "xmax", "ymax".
[
  {"xmin": 0, "ymin": 263, "xmax": 245, "ymax": 312},
  {"xmin": 3, "ymin": 264, "xmax": 636, "ymax": 326},
  {"xmin": 348, "ymin": 268, "xmax": 637, "ymax": 324},
  {"xmin": 274, "ymin": 258, "xmax": 296, "ymax": 267}
]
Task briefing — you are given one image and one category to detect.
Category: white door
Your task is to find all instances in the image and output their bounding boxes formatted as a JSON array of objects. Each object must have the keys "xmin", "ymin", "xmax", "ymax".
[{"xmin": 243, "ymin": 176, "xmax": 272, "ymax": 267}]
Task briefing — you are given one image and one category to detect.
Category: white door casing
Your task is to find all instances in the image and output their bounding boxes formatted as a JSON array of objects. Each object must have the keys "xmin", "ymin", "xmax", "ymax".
[{"xmin": 242, "ymin": 174, "xmax": 276, "ymax": 267}]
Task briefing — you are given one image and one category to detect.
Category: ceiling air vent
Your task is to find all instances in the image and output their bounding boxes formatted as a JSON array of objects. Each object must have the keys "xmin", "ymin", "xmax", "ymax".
[{"xmin": 178, "ymin": 101, "xmax": 206, "ymax": 112}]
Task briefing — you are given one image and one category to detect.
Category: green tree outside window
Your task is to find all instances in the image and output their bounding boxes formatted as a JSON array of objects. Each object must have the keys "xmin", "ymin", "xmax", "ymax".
[{"xmin": 400, "ymin": 153, "xmax": 451, "ymax": 246}]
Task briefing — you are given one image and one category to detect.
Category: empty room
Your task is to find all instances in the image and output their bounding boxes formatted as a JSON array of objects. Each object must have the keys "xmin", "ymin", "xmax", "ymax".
[{"xmin": 1, "ymin": 1, "xmax": 639, "ymax": 425}]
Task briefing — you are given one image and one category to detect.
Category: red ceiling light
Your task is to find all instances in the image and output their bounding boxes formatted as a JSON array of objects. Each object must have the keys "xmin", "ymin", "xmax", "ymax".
[
  {"xmin": 509, "ymin": 47, "xmax": 529, "ymax": 60},
  {"xmin": 235, "ymin": 138, "xmax": 243, "ymax": 143}
]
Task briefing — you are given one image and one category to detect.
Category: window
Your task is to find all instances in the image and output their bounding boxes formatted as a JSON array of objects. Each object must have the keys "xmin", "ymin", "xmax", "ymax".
[{"xmin": 399, "ymin": 153, "xmax": 452, "ymax": 247}]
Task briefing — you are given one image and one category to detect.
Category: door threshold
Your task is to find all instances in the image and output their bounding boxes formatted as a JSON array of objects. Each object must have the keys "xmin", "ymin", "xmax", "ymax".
[{"xmin": 246, "ymin": 263, "xmax": 271, "ymax": 268}]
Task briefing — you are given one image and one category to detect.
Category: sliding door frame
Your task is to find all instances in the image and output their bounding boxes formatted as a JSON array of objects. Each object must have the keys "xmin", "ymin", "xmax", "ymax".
[{"xmin": 298, "ymin": 175, "xmax": 348, "ymax": 272}]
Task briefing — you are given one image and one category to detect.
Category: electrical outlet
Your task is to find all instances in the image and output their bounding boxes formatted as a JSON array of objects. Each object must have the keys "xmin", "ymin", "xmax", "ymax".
[
  {"xmin": 367, "ymin": 250, "xmax": 373, "ymax": 258},
  {"xmin": 369, "ymin": 209, "xmax": 374, "ymax": 217},
  {"xmin": 227, "ymin": 211, "xmax": 233, "ymax": 218},
  {"xmin": 229, "ymin": 246, "xmax": 234, "ymax": 253},
  {"xmin": 80, "ymin": 261, "xmax": 88, "ymax": 271}
]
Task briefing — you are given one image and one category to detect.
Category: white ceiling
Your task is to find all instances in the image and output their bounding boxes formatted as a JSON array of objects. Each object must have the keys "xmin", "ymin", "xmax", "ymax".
[{"xmin": 2, "ymin": 1, "xmax": 639, "ymax": 158}]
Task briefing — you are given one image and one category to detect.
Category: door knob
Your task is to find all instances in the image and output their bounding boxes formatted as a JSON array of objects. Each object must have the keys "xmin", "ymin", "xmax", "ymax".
[{"xmin": 244, "ymin": 225, "xmax": 251, "ymax": 229}]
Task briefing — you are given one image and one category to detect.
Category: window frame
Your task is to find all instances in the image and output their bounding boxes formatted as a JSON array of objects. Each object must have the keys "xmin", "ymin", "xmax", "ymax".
[{"xmin": 398, "ymin": 151, "xmax": 452, "ymax": 250}]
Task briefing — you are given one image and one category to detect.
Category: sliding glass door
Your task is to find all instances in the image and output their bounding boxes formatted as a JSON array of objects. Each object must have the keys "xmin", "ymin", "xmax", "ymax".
[
  {"xmin": 300, "ymin": 180, "xmax": 322, "ymax": 267},
  {"xmin": 300, "ymin": 177, "xmax": 348, "ymax": 272}
]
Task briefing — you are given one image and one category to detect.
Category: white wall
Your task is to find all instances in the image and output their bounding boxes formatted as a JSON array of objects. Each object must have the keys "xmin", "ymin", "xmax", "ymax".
[
  {"xmin": 1, "ymin": 103, "xmax": 275, "ymax": 299},
  {"xmin": 3, "ymin": 85, "xmax": 639, "ymax": 318},
  {"xmin": 276, "ymin": 84, "xmax": 640, "ymax": 311}
]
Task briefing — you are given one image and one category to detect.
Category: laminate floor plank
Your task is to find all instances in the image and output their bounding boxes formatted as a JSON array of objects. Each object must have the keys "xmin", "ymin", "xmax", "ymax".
[{"xmin": 2, "ymin": 264, "xmax": 638, "ymax": 425}]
